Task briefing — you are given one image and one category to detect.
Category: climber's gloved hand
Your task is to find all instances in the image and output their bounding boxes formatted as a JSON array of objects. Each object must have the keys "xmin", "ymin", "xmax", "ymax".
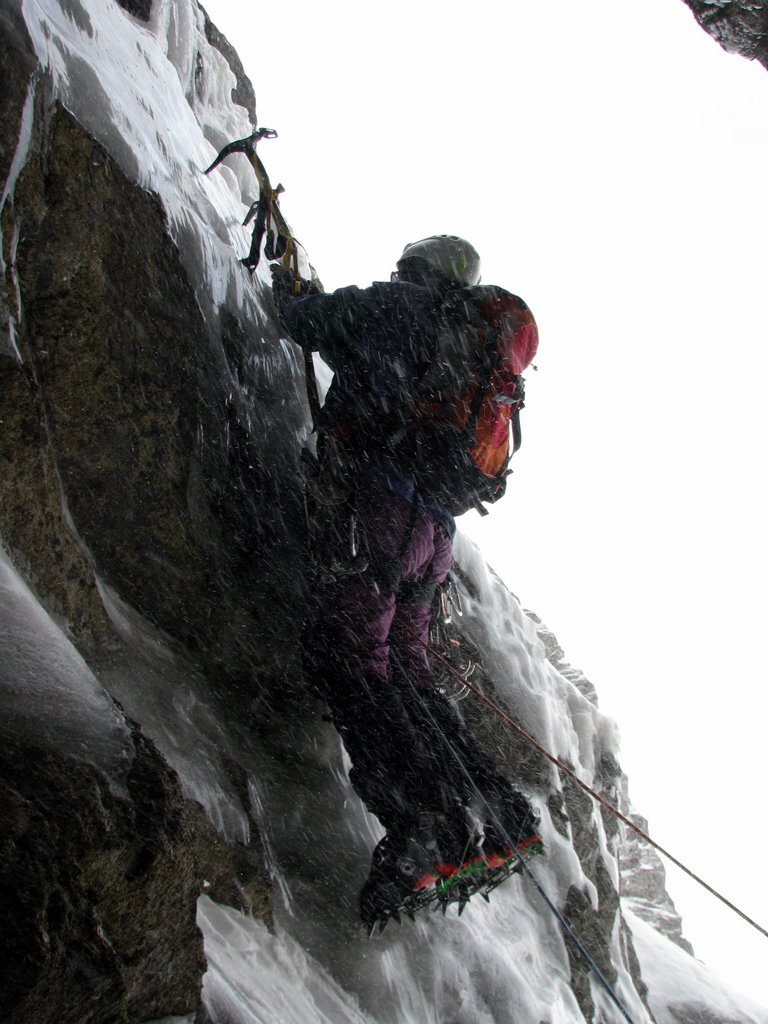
[
  {"xmin": 270, "ymin": 263, "xmax": 296, "ymax": 314},
  {"xmin": 270, "ymin": 264, "xmax": 322, "ymax": 310}
]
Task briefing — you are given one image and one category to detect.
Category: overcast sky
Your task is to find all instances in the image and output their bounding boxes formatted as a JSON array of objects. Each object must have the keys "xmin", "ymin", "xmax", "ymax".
[{"xmin": 202, "ymin": 0, "xmax": 768, "ymax": 1004}]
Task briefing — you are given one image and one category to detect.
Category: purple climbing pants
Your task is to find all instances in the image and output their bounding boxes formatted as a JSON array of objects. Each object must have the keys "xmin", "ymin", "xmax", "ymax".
[{"xmin": 312, "ymin": 482, "xmax": 453, "ymax": 691}]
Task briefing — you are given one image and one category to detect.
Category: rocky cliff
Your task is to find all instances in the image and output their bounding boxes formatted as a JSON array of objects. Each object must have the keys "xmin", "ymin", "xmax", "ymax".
[
  {"xmin": 683, "ymin": 0, "xmax": 768, "ymax": 68},
  {"xmin": 0, "ymin": 2, "xmax": 764, "ymax": 1023}
]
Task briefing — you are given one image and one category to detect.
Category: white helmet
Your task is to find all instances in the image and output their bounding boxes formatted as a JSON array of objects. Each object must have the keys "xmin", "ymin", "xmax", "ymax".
[{"xmin": 397, "ymin": 235, "xmax": 481, "ymax": 286}]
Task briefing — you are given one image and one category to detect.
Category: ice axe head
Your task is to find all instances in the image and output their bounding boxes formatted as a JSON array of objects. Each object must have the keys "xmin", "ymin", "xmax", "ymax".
[{"xmin": 203, "ymin": 127, "xmax": 278, "ymax": 174}]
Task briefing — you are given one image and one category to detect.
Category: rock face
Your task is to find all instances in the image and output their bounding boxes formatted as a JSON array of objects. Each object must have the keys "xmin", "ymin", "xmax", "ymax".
[
  {"xmin": 2, "ymin": 98, "xmax": 304, "ymax": 680},
  {"xmin": 682, "ymin": 0, "xmax": 768, "ymax": 68},
  {"xmin": 0, "ymin": 730, "xmax": 206, "ymax": 1024},
  {"xmin": 1, "ymin": 4, "xmax": 279, "ymax": 1021},
  {"xmin": 620, "ymin": 806, "xmax": 694, "ymax": 956},
  {"xmin": 526, "ymin": 609, "xmax": 600, "ymax": 706}
]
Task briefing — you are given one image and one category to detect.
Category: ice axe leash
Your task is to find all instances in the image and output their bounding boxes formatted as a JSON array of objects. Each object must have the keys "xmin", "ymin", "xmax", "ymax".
[
  {"xmin": 204, "ymin": 127, "xmax": 323, "ymax": 427},
  {"xmin": 404, "ymin": 622, "xmax": 768, "ymax": 942}
]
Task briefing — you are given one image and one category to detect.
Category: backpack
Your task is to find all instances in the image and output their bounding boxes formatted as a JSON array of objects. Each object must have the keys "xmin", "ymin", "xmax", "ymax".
[
  {"xmin": 321, "ymin": 282, "xmax": 538, "ymax": 518},
  {"xmin": 402, "ymin": 284, "xmax": 538, "ymax": 516}
]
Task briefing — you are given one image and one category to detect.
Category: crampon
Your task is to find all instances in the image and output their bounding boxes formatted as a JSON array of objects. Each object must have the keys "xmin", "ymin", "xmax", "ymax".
[{"xmin": 366, "ymin": 834, "xmax": 543, "ymax": 935}]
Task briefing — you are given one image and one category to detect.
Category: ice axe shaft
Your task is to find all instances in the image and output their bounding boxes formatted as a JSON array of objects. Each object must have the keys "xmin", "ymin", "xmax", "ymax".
[{"xmin": 302, "ymin": 349, "xmax": 322, "ymax": 428}]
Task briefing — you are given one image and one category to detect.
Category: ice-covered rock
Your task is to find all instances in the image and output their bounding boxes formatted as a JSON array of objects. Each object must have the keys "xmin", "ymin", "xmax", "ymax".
[{"xmin": 1, "ymin": 2, "xmax": 765, "ymax": 1023}]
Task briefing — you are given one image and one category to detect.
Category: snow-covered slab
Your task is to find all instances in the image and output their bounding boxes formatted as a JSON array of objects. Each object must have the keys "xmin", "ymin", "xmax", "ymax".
[
  {"xmin": 92, "ymin": 577, "xmax": 254, "ymax": 843},
  {"xmin": 198, "ymin": 896, "xmax": 378, "ymax": 1024},
  {"xmin": 0, "ymin": 547, "xmax": 132, "ymax": 777},
  {"xmin": 624, "ymin": 905, "xmax": 768, "ymax": 1024}
]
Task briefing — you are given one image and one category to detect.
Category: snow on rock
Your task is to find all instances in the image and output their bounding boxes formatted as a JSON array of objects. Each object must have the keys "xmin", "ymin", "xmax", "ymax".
[
  {"xmin": 0, "ymin": 546, "xmax": 132, "ymax": 778},
  {"xmin": 198, "ymin": 897, "xmax": 378, "ymax": 1024},
  {"xmin": 619, "ymin": 803, "xmax": 694, "ymax": 955},
  {"xmin": 0, "ymin": 78, "xmax": 34, "ymax": 362},
  {"xmin": 0, "ymin": 548, "xmax": 214, "ymax": 1024},
  {"xmin": 527, "ymin": 609, "xmax": 600, "ymax": 706},
  {"xmin": 20, "ymin": 0, "xmax": 309, "ymax": 320},
  {"xmin": 92, "ymin": 576, "xmax": 255, "ymax": 843},
  {"xmin": 626, "ymin": 907, "xmax": 767, "ymax": 1024}
]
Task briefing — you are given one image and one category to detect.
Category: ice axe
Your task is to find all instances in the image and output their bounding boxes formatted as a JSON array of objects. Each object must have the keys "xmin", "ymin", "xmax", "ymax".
[
  {"xmin": 205, "ymin": 128, "xmax": 322, "ymax": 426},
  {"xmin": 204, "ymin": 128, "xmax": 295, "ymax": 273}
]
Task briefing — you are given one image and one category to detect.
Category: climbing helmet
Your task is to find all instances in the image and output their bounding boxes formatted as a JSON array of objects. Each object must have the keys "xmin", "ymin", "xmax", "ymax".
[{"xmin": 397, "ymin": 235, "xmax": 481, "ymax": 287}]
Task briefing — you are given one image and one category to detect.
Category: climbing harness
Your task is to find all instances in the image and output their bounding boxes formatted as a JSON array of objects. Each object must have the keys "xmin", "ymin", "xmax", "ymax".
[
  {"xmin": 404, "ymin": 622, "xmax": 768, "ymax": 943},
  {"xmin": 204, "ymin": 127, "xmax": 323, "ymax": 427}
]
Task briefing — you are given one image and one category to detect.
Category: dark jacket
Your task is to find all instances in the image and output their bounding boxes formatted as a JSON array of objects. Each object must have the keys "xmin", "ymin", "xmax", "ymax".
[
  {"xmin": 278, "ymin": 279, "xmax": 449, "ymax": 435},
  {"xmin": 277, "ymin": 278, "xmax": 459, "ymax": 534}
]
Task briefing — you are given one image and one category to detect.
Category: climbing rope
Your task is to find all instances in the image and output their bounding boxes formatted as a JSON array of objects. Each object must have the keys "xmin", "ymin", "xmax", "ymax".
[
  {"xmin": 391, "ymin": 649, "xmax": 638, "ymax": 1024},
  {"xmin": 404, "ymin": 622, "xmax": 768, "ymax": 942}
]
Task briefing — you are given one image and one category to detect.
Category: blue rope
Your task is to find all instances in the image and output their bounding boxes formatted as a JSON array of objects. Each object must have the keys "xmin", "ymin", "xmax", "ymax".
[
  {"xmin": 510, "ymin": 851, "xmax": 635, "ymax": 1024},
  {"xmin": 390, "ymin": 651, "xmax": 637, "ymax": 1024}
]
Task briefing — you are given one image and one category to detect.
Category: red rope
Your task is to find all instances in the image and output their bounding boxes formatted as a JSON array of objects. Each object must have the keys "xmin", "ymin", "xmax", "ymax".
[{"xmin": 407, "ymin": 623, "xmax": 768, "ymax": 941}]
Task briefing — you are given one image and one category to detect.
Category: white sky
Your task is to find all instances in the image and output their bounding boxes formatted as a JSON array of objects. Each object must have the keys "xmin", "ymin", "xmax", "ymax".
[{"xmin": 203, "ymin": 0, "xmax": 768, "ymax": 1006}]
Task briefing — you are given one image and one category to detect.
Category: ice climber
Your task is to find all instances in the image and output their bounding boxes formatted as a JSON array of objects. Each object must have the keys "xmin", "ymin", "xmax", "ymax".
[{"xmin": 273, "ymin": 235, "xmax": 541, "ymax": 926}]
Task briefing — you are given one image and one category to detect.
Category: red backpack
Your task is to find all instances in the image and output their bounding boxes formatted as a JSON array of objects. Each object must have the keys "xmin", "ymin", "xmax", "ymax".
[{"xmin": 405, "ymin": 284, "xmax": 538, "ymax": 516}]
